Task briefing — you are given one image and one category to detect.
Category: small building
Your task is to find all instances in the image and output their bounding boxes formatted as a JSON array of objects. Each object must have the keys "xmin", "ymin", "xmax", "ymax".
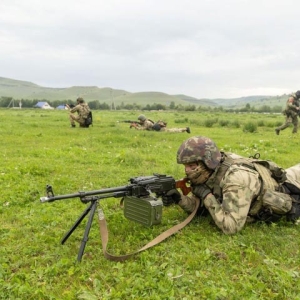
[
  {"xmin": 56, "ymin": 105, "xmax": 67, "ymax": 110},
  {"xmin": 34, "ymin": 102, "xmax": 54, "ymax": 109}
]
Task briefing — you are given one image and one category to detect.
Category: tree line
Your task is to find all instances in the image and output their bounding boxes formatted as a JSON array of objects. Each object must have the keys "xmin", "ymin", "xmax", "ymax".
[{"xmin": 0, "ymin": 96, "xmax": 283, "ymax": 113}]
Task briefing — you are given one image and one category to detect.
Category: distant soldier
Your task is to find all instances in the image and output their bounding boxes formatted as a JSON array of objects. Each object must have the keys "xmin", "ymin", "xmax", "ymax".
[
  {"xmin": 131, "ymin": 114, "xmax": 154, "ymax": 130},
  {"xmin": 131, "ymin": 114, "xmax": 191, "ymax": 133},
  {"xmin": 275, "ymin": 91, "xmax": 300, "ymax": 135},
  {"xmin": 66, "ymin": 97, "xmax": 91, "ymax": 128}
]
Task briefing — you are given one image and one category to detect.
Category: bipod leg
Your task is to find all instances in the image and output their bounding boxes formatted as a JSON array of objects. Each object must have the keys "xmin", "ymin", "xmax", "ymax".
[
  {"xmin": 61, "ymin": 200, "xmax": 94, "ymax": 245},
  {"xmin": 77, "ymin": 200, "xmax": 98, "ymax": 262}
]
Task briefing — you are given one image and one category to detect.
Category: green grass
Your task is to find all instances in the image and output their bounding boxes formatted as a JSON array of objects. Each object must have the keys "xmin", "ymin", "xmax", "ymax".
[{"xmin": 1, "ymin": 109, "xmax": 300, "ymax": 299}]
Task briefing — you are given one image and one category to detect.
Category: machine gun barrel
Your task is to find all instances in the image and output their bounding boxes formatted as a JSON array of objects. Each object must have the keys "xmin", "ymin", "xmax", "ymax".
[
  {"xmin": 121, "ymin": 120, "xmax": 139, "ymax": 123},
  {"xmin": 40, "ymin": 184, "xmax": 129, "ymax": 203}
]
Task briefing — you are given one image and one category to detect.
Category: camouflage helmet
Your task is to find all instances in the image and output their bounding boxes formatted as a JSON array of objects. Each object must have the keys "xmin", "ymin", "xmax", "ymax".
[
  {"xmin": 138, "ymin": 114, "xmax": 146, "ymax": 121},
  {"xmin": 77, "ymin": 97, "xmax": 84, "ymax": 103},
  {"xmin": 177, "ymin": 136, "xmax": 221, "ymax": 170}
]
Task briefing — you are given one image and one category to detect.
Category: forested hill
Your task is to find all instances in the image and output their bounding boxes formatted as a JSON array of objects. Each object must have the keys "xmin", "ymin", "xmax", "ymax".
[{"xmin": 0, "ymin": 76, "xmax": 289, "ymax": 109}]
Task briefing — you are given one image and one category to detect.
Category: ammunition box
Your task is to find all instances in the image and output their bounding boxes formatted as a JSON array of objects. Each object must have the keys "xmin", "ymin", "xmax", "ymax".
[{"xmin": 123, "ymin": 196, "xmax": 163, "ymax": 227}]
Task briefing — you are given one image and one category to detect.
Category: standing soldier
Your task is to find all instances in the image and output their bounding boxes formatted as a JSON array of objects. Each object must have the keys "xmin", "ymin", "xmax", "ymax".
[{"xmin": 275, "ymin": 91, "xmax": 300, "ymax": 135}]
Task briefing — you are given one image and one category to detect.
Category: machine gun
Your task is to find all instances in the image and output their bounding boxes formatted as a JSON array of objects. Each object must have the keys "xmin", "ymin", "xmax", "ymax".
[
  {"xmin": 121, "ymin": 120, "xmax": 140, "ymax": 124},
  {"xmin": 119, "ymin": 120, "xmax": 141, "ymax": 128},
  {"xmin": 40, "ymin": 174, "xmax": 191, "ymax": 261}
]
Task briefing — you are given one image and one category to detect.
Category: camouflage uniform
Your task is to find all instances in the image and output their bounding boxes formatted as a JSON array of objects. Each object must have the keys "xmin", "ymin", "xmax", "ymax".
[
  {"xmin": 173, "ymin": 136, "xmax": 300, "ymax": 235},
  {"xmin": 69, "ymin": 98, "xmax": 90, "ymax": 127},
  {"xmin": 275, "ymin": 91, "xmax": 300, "ymax": 134},
  {"xmin": 134, "ymin": 120, "xmax": 154, "ymax": 130},
  {"xmin": 134, "ymin": 116, "xmax": 190, "ymax": 133},
  {"xmin": 160, "ymin": 127, "xmax": 190, "ymax": 133}
]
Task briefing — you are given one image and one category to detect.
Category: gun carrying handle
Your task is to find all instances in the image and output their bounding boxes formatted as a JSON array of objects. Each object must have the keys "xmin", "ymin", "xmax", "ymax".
[{"xmin": 176, "ymin": 178, "xmax": 191, "ymax": 196}]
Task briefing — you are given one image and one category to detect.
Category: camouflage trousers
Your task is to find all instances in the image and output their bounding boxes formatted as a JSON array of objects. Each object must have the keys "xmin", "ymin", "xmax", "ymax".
[
  {"xmin": 160, "ymin": 127, "xmax": 188, "ymax": 133},
  {"xmin": 69, "ymin": 114, "xmax": 85, "ymax": 126},
  {"xmin": 286, "ymin": 163, "xmax": 300, "ymax": 188},
  {"xmin": 276, "ymin": 115, "xmax": 298, "ymax": 133}
]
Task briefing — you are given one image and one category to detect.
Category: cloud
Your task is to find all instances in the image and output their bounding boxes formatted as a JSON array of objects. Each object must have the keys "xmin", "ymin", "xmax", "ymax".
[{"xmin": 1, "ymin": 0, "xmax": 300, "ymax": 98}]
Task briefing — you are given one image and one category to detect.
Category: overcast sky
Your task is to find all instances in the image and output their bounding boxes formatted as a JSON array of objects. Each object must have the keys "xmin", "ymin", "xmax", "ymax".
[{"xmin": 1, "ymin": 0, "xmax": 300, "ymax": 98}]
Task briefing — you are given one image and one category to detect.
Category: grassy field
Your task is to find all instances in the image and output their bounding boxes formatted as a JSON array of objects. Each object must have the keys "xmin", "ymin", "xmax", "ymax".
[{"xmin": 1, "ymin": 109, "xmax": 300, "ymax": 300}]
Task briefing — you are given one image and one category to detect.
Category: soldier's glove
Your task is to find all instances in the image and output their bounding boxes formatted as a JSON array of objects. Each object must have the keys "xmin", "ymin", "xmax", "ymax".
[
  {"xmin": 191, "ymin": 184, "xmax": 211, "ymax": 200},
  {"xmin": 162, "ymin": 189, "xmax": 181, "ymax": 206}
]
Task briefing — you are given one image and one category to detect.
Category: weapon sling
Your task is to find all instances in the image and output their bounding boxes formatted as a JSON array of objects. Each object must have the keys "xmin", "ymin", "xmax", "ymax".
[{"xmin": 97, "ymin": 199, "xmax": 200, "ymax": 261}]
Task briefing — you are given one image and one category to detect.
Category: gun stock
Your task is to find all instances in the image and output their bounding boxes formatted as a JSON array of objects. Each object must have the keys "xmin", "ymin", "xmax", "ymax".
[{"xmin": 176, "ymin": 178, "xmax": 191, "ymax": 196}]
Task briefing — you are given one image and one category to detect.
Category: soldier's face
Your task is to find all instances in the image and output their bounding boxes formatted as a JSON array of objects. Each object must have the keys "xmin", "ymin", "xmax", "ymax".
[{"xmin": 184, "ymin": 162, "xmax": 198, "ymax": 173}]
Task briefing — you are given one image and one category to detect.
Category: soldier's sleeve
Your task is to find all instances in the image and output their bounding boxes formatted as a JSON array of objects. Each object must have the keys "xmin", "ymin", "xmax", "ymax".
[
  {"xmin": 70, "ymin": 104, "xmax": 80, "ymax": 113},
  {"xmin": 134, "ymin": 124, "xmax": 146, "ymax": 130},
  {"xmin": 204, "ymin": 166, "xmax": 261, "ymax": 234},
  {"xmin": 178, "ymin": 194, "xmax": 199, "ymax": 213},
  {"xmin": 287, "ymin": 97, "xmax": 298, "ymax": 111}
]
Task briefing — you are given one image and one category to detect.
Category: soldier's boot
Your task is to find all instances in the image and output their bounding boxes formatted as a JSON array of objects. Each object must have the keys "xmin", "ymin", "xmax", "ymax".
[
  {"xmin": 256, "ymin": 208, "xmax": 282, "ymax": 223},
  {"xmin": 71, "ymin": 124, "xmax": 76, "ymax": 128},
  {"xmin": 286, "ymin": 201, "xmax": 300, "ymax": 223},
  {"xmin": 186, "ymin": 127, "xmax": 191, "ymax": 134},
  {"xmin": 275, "ymin": 128, "xmax": 280, "ymax": 135}
]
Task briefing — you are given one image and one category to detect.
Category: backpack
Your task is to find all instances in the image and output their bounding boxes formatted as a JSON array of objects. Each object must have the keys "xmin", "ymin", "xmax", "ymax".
[
  {"xmin": 207, "ymin": 152, "xmax": 287, "ymax": 200},
  {"xmin": 81, "ymin": 103, "xmax": 90, "ymax": 118},
  {"xmin": 152, "ymin": 120, "xmax": 167, "ymax": 131},
  {"xmin": 84, "ymin": 111, "xmax": 93, "ymax": 127}
]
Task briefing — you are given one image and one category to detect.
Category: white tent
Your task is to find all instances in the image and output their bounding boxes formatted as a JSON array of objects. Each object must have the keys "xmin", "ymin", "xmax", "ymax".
[{"xmin": 34, "ymin": 102, "xmax": 54, "ymax": 109}]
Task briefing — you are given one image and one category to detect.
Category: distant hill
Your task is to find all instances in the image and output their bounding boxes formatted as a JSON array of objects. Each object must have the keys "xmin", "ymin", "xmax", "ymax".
[
  {"xmin": 0, "ymin": 76, "xmax": 289, "ymax": 109},
  {"xmin": 0, "ymin": 77, "xmax": 193, "ymax": 107},
  {"xmin": 0, "ymin": 77, "xmax": 130, "ymax": 102},
  {"xmin": 215, "ymin": 95, "xmax": 288, "ymax": 109},
  {"xmin": 174, "ymin": 94, "xmax": 219, "ymax": 107}
]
